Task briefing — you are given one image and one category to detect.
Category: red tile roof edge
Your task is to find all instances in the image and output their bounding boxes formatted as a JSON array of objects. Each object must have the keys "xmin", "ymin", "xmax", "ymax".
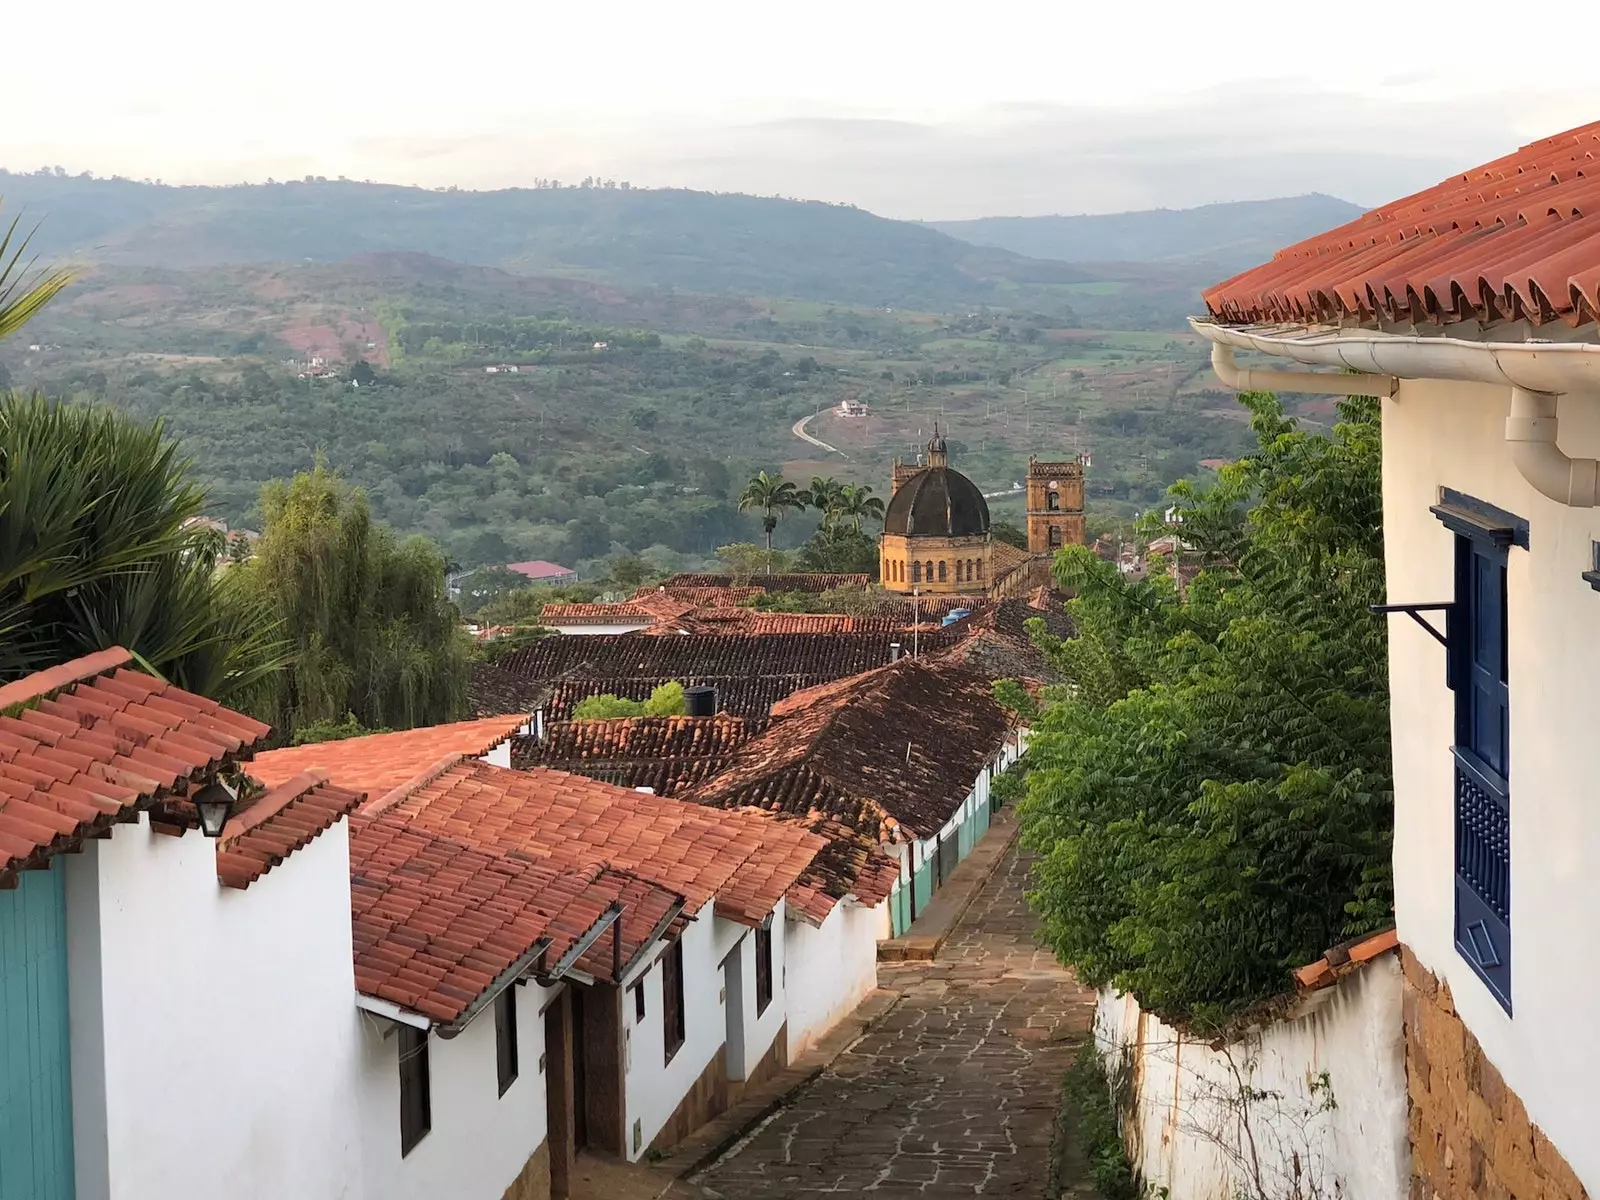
[
  {"xmin": 221, "ymin": 769, "xmax": 331, "ymax": 841},
  {"xmin": 361, "ymin": 753, "xmax": 470, "ymax": 816},
  {"xmin": 1293, "ymin": 926, "xmax": 1399, "ymax": 993},
  {"xmin": 0, "ymin": 647, "xmax": 134, "ymax": 712}
]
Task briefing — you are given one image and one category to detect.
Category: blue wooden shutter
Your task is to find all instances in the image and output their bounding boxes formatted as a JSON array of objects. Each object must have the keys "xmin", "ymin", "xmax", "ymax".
[
  {"xmin": 0, "ymin": 860, "xmax": 77, "ymax": 1199},
  {"xmin": 1451, "ymin": 534, "xmax": 1512, "ymax": 1012}
]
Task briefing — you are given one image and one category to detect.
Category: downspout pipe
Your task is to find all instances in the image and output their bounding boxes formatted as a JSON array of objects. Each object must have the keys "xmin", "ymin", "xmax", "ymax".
[
  {"xmin": 1210, "ymin": 343, "xmax": 1398, "ymax": 398},
  {"xmin": 1506, "ymin": 387, "xmax": 1600, "ymax": 507}
]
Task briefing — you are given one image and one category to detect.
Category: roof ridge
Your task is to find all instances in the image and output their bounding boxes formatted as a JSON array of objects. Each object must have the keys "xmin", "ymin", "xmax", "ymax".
[
  {"xmin": 362, "ymin": 753, "xmax": 470, "ymax": 815},
  {"xmin": 0, "ymin": 647, "xmax": 135, "ymax": 713},
  {"xmin": 221, "ymin": 768, "xmax": 333, "ymax": 843}
]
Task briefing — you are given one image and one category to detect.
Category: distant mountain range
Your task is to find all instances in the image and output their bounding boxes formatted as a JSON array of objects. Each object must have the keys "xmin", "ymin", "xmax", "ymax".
[
  {"xmin": 0, "ymin": 171, "xmax": 1362, "ymax": 319},
  {"xmin": 926, "ymin": 194, "xmax": 1366, "ymax": 271}
]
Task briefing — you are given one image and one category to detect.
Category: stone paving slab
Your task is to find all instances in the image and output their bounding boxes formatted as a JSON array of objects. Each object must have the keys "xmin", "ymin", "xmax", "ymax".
[
  {"xmin": 879, "ymin": 808, "xmax": 1020, "ymax": 962},
  {"xmin": 693, "ymin": 841, "xmax": 1095, "ymax": 1198}
]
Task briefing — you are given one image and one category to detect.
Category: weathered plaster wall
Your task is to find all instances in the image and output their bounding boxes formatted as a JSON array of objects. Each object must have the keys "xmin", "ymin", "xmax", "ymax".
[
  {"xmin": 785, "ymin": 900, "xmax": 881, "ymax": 1061},
  {"xmin": 1384, "ymin": 377, "xmax": 1600, "ymax": 1191},
  {"xmin": 65, "ymin": 818, "xmax": 365, "ymax": 1200},
  {"xmin": 1096, "ymin": 955, "xmax": 1407, "ymax": 1200}
]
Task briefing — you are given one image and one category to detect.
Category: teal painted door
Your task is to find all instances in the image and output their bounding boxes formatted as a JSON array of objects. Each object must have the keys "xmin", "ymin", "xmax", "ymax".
[{"xmin": 1, "ymin": 861, "xmax": 75, "ymax": 1200}]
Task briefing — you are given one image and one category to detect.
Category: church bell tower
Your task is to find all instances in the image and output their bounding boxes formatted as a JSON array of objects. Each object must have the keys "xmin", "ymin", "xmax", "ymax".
[{"xmin": 1026, "ymin": 456, "xmax": 1086, "ymax": 554}]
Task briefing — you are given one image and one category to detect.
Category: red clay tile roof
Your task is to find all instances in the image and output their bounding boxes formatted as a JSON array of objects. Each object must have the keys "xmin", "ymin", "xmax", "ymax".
[
  {"xmin": 0, "ymin": 649, "xmax": 271, "ymax": 884},
  {"xmin": 349, "ymin": 812, "xmax": 679, "ymax": 1024},
  {"xmin": 513, "ymin": 714, "xmax": 754, "ymax": 796},
  {"xmin": 468, "ymin": 663, "xmax": 558, "ymax": 719},
  {"xmin": 1293, "ymin": 927, "xmax": 1399, "ymax": 993},
  {"xmin": 212, "ymin": 770, "xmax": 364, "ymax": 889},
  {"xmin": 648, "ymin": 610, "xmax": 902, "ymax": 636},
  {"xmin": 539, "ymin": 603, "xmax": 660, "ymax": 626},
  {"xmin": 247, "ymin": 715, "xmax": 531, "ymax": 797},
  {"xmin": 632, "ymin": 586, "xmax": 766, "ymax": 607},
  {"xmin": 989, "ymin": 540, "xmax": 1034, "ymax": 580},
  {"xmin": 1205, "ymin": 121, "xmax": 1600, "ymax": 329},
  {"xmin": 506, "ymin": 560, "xmax": 575, "ymax": 580},
  {"xmin": 659, "ymin": 573, "xmax": 872, "ymax": 593},
  {"xmin": 690, "ymin": 656, "xmax": 1011, "ymax": 840},
  {"xmin": 496, "ymin": 629, "xmax": 963, "ymax": 722},
  {"xmin": 378, "ymin": 761, "xmax": 826, "ymax": 927}
]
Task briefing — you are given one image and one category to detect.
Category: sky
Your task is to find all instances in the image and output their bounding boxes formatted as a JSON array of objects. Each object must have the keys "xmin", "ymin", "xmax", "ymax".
[{"xmin": 12, "ymin": 1, "xmax": 1600, "ymax": 219}]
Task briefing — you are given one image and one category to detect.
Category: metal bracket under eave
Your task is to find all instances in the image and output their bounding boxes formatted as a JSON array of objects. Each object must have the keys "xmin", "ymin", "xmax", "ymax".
[{"xmin": 1370, "ymin": 602, "xmax": 1451, "ymax": 648}]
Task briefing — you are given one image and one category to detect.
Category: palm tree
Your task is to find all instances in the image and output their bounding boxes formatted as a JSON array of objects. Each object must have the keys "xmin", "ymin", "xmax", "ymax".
[
  {"xmin": 834, "ymin": 484, "xmax": 886, "ymax": 533},
  {"xmin": 737, "ymin": 471, "xmax": 807, "ymax": 570},
  {"xmin": 0, "ymin": 393, "xmax": 287, "ymax": 700},
  {"xmin": 0, "ymin": 207, "xmax": 75, "ymax": 342},
  {"xmin": 802, "ymin": 476, "xmax": 846, "ymax": 526}
]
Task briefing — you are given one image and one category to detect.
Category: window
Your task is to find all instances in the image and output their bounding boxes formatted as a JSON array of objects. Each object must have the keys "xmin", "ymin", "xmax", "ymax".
[
  {"xmin": 924, "ymin": 561, "xmax": 934, "ymax": 582},
  {"xmin": 1449, "ymin": 531, "xmax": 1512, "ymax": 1012},
  {"xmin": 633, "ymin": 981, "xmax": 646, "ymax": 1023},
  {"xmin": 976, "ymin": 558, "xmax": 983, "ymax": 581},
  {"xmin": 495, "ymin": 988, "xmax": 518, "ymax": 1096},
  {"xmin": 1047, "ymin": 492, "xmax": 1060, "ymax": 511},
  {"xmin": 937, "ymin": 561, "xmax": 947, "ymax": 582},
  {"xmin": 399, "ymin": 1025, "xmax": 431, "ymax": 1155},
  {"xmin": 911, "ymin": 560, "xmax": 921, "ymax": 583},
  {"xmin": 1048, "ymin": 526, "xmax": 1062, "ymax": 548},
  {"xmin": 755, "ymin": 925, "xmax": 774, "ymax": 1016},
  {"xmin": 662, "ymin": 939, "xmax": 686, "ymax": 1064}
]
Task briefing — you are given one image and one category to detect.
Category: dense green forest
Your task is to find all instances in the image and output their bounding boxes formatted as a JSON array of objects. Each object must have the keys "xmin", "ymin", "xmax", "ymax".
[{"xmin": 0, "ymin": 171, "xmax": 1311, "ymax": 573}]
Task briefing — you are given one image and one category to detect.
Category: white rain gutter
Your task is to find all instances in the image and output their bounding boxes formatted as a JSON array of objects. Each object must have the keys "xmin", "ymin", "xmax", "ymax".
[{"xmin": 1192, "ymin": 319, "xmax": 1600, "ymax": 509}]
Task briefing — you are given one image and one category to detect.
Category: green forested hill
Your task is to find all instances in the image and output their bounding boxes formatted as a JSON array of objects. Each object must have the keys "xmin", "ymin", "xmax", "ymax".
[
  {"xmin": 0, "ymin": 170, "xmax": 1088, "ymax": 312},
  {"xmin": 927, "ymin": 194, "xmax": 1366, "ymax": 270}
]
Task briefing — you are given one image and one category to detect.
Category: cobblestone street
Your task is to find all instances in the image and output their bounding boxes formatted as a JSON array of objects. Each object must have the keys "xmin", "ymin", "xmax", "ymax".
[{"xmin": 695, "ymin": 841, "xmax": 1095, "ymax": 1197}]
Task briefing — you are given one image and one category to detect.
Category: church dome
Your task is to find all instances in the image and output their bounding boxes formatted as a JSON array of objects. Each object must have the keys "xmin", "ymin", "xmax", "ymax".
[{"xmin": 883, "ymin": 466, "xmax": 990, "ymax": 538}]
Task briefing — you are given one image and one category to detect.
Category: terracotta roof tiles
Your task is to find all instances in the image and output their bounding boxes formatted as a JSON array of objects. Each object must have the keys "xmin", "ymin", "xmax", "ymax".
[
  {"xmin": 248, "ymin": 715, "xmax": 531, "ymax": 795},
  {"xmin": 212, "ymin": 771, "xmax": 364, "ymax": 889},
  {"xmin": 379, "ymin": 761, "xmax": 826, "ymax": 927},
  {"xmin": 1205, "ymin": 121, "xmax": 1600, "ymax": 329},
  {"xmin": 513, "ymin": 714, "xmax": 753, "ymax": 796},
  {"xmin": 349, "ymin": 812, "xmax": 678, "ymax": 1024},
  {"xmin": 0, "ymin": 649, "xmax": 271, "ymax": 884}
]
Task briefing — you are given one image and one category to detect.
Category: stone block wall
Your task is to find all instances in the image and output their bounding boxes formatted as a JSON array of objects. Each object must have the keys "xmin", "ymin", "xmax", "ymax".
[{"xmin": 1402, "ymin": 947, "xmax": 1589, "ymax": 1200}]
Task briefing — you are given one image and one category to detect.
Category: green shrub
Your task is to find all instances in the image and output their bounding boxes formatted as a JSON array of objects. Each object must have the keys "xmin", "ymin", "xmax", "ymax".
[
  {"xmin": 572, "ymin": 682, "xmax": 687, "ymax": 720},
  {"xmin": 1061, "ymin": 1041, "xmax": 1140, "ymax": 1200}
]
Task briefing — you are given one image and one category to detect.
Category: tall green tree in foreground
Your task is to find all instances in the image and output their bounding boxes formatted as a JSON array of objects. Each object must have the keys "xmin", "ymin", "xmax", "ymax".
[
  {"xmin": 236, "ymin": 464, "xmax": 472, "ymax": 736},
  {"xmin": 0, "ymin": 394, "xmax": 285, "ymax": 700},
  {"xmin": 1018, "ymin": 391, "xmax": 1392, "ymax": 1028},
  {"xmin": 737, "ymin": 471, "xmax": 806, "ymax": 569}
]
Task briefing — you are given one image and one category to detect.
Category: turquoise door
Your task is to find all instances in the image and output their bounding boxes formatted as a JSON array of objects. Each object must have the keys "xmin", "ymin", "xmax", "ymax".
[{"xmin": 1, "ymin": 860, "xmax": 75, "ymax": 1199}]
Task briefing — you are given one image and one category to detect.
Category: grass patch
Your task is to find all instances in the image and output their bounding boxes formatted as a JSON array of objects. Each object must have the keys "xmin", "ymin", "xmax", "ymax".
[{"xmin": 1061, "ymin": 1041, "xmax": 1141, "ymax": 1200}]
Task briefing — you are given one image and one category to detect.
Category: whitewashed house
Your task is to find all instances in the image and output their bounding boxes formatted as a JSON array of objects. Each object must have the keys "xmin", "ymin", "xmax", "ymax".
[{"xmin": 1194, "ymin": 119, "xmax": 1600, "ymax": 1197}]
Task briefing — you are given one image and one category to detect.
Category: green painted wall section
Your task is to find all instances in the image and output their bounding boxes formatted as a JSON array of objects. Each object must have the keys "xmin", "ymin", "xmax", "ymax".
[{"xmin": 0, "ymin": 860, "xmax": 76, "ymax": 1200}]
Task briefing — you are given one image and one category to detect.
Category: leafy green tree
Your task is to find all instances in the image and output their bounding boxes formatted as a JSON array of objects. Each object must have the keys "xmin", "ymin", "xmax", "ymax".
[
  {"xmin": 0, "ymin": 394, "xmax": 285, "ymax": 701},
  {"xmin": 796, "ymin": 525, "xmax": 879, "ymax": 576},
  {"xmin": 236, "ymin": 463, "xmax": 473, "ymax": 737},
  {"xmin": 1019, "ymin": 391, "xmax": 1391, "ymax": 1029},
  {"xmin": 291, "ymin": 712, "xmax": 391, "ymax": 746},
  {"xmin": 736, "ymin": 472, "xmax": 806, "ymax": 567},
  {"xmin": 801, "ymin": 476, "xmax": 845, "ymax": 524},
  {"xmin": 572, "ymin": 682, "xmax": 687, "ymax": 719},
  {"xmin": 991, "ymin": 519, "xmax": 1028, "ymax": 549},
  {"xmin": 716, "ymin": 542, "xmax": 792, "ymax": 580}
]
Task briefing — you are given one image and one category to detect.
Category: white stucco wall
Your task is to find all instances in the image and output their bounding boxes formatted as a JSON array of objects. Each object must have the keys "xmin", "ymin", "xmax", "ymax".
[
  {"xmin": 1096, "ymin": 955, "xmax": 1407, "ymax": 1200},
  {"xmin": 547, "ymin": 622, "xmax": 651, "ymax": 636},
  {"xmin": 1383, "ymin": 377, "xmax": 1600, "ymax": 1191},
  {"xmin": 623, "ymin": 914, "xmax": 723, "ymax": 1160},
  {"xmin": 64, "ymin": 816, "xmax": 365, "ymax": 1200},
  {"xmin": 784, "ymin": 900, "xmax": 880, "ymax": 1061},
  {"xmin": 357, "ymin": 981, "xmax": 553, "ymax": 1200},
  {"xmin": 714, "ymin": 907, "xmax": 787, "ymax": 1082}
]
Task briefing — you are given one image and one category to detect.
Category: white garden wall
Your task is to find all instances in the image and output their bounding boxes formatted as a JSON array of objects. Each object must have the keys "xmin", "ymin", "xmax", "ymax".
[
  {"xmin": 1095, "ymin": 955, "xmax": 1407, "ymax": 1200},
  {"xmin": 65, "ymin": 816, "xmax": 366, "ymax": 1200},
  {"xmin": 785, "ymin": 900, "xmax": 880, "ymax": 1061}
]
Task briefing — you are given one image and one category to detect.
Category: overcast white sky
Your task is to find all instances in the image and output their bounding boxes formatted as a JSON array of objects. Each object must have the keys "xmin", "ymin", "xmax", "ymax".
[{"xmin": 12, "ymin": 1, "xmax": 1600, "ymax": 219}]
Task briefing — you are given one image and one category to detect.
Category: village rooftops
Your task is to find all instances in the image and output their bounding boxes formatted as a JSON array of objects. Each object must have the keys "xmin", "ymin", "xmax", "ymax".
[
  {"xmin": 656, "ymin": 573, "xmax": 872, "ymax": 593},
  {"xmin": 0, "ymin": 648, "xmax": 272, "ymax": 886},
  {"xmin": 513, "ymin": 714, "xmax": 754, "ymax": 796},
  {"xmin": 689, "ymin": 655, "xmax": 1011, "ymax": 845},
  {"xmin": 1204, "ymin": 121, "xmax": 1600, "ymax": 331},
  {"xmin": 349, "ymin": 810, "xmax": 682, "ymax": 1028},
  {"xmin": 210, "ymin": 771, "xmax": 364, "ymax": 889},
  {"xmin": 505, "ymin": 560, "xmax": 576, "ymax": 582},
  {"xmin": 248, "ymin": 714, "xmax": 532, "ymax": 798},
  {"xmin": 373, "ymin": 760, "xmax": 829, "ymax": 926},
  {"xmin": 494, "ymin": 628, "xmax": 965, "ymax": 723}
]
